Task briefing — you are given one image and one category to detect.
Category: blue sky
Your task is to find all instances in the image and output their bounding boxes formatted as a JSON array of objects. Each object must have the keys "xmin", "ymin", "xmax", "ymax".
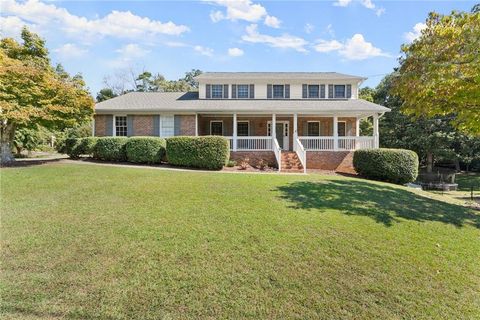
[{"xmin": 0, "ymin": 0, "xmax": 476, "ymax": 95}]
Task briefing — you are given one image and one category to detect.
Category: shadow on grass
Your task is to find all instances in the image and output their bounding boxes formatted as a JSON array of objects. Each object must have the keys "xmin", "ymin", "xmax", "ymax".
[{"xmin": 275, "ymin": 179, "xmax": 480, "ymax": 228}]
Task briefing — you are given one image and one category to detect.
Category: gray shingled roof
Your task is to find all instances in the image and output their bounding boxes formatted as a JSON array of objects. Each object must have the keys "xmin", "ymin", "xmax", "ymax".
[
  {"xmin": 95, "ymin": 92, "xmax": 390, "ymax": 114},
  {"xmin": 195, "ymin": 72, "xmax": 366, "ymax": 81}
]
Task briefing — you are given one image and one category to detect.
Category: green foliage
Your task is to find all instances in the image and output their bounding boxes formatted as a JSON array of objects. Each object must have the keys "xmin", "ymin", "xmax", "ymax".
[
  {"xmin": 392, "ymin": 9, "xmax": 480, "ymax": 135},
  {"xmin": 226, "ymin": 160, "xmax": 236, "ymax": 167},
  {"xmin": 96, "ymin": 88, "xmax": 117, "ymax": 102},
  {"xmin": 166, "ymin": 136, "xmax": 230, "ymax": 170},
  {"xmin": 93, "ymin": 137, "xmax": 128, "ymax": 161},
  {"xmin": 13, "ymin": 127, "xmax": 46, "ymax": 154},
  {"xmin": 125, "ymin": 137, "xmax": 166, "ymax": 164},
  {"xmin": 353, "ymin": 149, "xmax": 419, "ymax": 184},
  {"xmin": 359, "ymin": 87, "xmax": 375, "ymax": 102}
]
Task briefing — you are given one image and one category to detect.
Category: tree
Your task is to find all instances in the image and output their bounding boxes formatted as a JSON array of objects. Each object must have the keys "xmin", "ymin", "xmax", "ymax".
[
  {"xmin": 182, "ymin": 69, "xmax": 202, "ymax": 89},
  {"xmin": 96, "ymin": 88, "xmax": 117, "ymax": 102},
  {"xmin": 0, "ymin": 28, "xmax": 94, "ymax": 164},
  {"xmin": 392, "ymin": 7, "xmax": 480, "ymax": 135},
  {"xmin": 359, "ymin": 87, "xmax": 375, "ymax": 135}
]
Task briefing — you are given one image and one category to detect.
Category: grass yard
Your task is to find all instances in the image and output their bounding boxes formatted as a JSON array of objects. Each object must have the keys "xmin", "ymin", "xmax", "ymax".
[{"xmin": 1, "ymin": 163, "xmax": 479, "ymax": 319}]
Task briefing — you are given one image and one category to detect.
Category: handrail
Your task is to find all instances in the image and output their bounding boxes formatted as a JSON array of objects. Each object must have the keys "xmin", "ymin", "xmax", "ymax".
[
  {"xmin": 299, "ymin": 136, "xmax": 375, "ymax": 151},
  {"xmin": 293, "ymin": 137, "xmax": 307, "ymax": 173},
  {"xmin": 272, "ymin": 137, "xmax": 281, "ymax": 172}
]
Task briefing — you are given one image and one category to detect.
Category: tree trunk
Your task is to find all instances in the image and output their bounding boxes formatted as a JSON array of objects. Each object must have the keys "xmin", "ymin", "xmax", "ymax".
[
  {"xmin": 454, "ymin": 159, "xmax": 461, "ymax": 172},
  {"xmin": 0, "ymin": 121, "xmax": 16, "ymax": 165},
  {"xmin": 426, "ymin": 152, "xmax": 434, "ymax": 173}
]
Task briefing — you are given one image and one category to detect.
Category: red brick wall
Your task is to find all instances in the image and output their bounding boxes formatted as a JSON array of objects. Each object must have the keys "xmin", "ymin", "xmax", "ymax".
[
  {"xmin": 306, "ymin": 151, "xmax": 355, "ymax": 173},
  {"xmin": 94, "ymin": 115, "xmax": 108, "ymax": 136},
  {"xmin": 132, "ymin": 115, "xmax": 154, "ymax": 136},
  {"xmin": 230, "ymin": 151, "xmax": 277, "ymax": 168},
  {"xmin": 179, "ymin": 115, "xmax": 196, "ymax": 136}
]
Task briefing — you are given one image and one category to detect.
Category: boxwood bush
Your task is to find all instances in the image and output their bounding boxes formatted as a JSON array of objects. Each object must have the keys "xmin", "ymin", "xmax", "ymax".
[
  {"xmin": 60, "ymin": 137, "xmax": 97, "ymax": 158},
  {"xmin": 125, "ymin": 137, "xmax": 166, "ymax": 164},
  {"xmin": 92, "ymin": 137, "xmax": 128, "ymax": 161},
  {"xmin": 166, "ymin": 136, "xmax": 230, "ymax": 170},
  {"xmin": 353, "ymin": 148, "xmax": 419, "ymax": 184}
]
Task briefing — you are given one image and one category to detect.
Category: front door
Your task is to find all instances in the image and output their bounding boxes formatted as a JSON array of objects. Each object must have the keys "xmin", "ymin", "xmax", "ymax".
[{"xmin": 268, "ymin": 121, "xmax": 289, "ymax": 150}]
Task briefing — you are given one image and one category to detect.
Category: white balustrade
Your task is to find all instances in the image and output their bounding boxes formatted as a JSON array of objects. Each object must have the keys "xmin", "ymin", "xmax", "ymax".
[
  {"xmin": 273, "ymin": 138, "xmax": 281, "ymax": 172},
  {"xmin": 298, "ymin": 136, "xmax": 375, "ymax": 151},
  {"xmin": 293, "ymin": 138, "xmax": 307, "ymax": 173},
  {"xmin": 227, "ymin": 136, "xmax": 273, "ymax": 151}
]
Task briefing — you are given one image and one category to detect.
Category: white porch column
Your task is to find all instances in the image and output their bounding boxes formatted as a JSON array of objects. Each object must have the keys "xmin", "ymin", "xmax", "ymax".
[
  {"xmin": 373, "ymin": 113, "xmax": 379, "ymax": 148},
  {"xmin": 233, "ymin": 113, "xmax": 237, "ymax": 151},
  {"xmin": 92, "ymin": 118, "xmax": 95, "ymax": 137},
  {"xmin": 195, "ymin": 113, "xmax": 198, "ymax": 136},
  {"xmin": 355, "ymin": 117, "xmax": 360, "ymax": 137},
  {"xmin": 333, "ymin": 115, "xmax": 338, "ymax": 151},
  {"xmin": 272, "ymin": 113, "xmax": 276, "ymax": 139},
  {"xmin": 293, "ymin": 113, "xmax": 298, "ymax": 140}
]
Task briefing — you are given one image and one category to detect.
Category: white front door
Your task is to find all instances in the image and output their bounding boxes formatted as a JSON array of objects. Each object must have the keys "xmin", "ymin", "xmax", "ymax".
[{"xmin": 268, "ymin": 121, "xmax": 289, "ymax": 150}]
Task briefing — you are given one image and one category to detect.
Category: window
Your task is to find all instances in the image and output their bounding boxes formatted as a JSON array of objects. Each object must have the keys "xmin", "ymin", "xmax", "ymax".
[
  {"xmin": 308, "ymin": 85, "xmax": 319, "ymax": 98},
  {"xmin": 211, "ymin": 85, "xmax": 223, "ymax": 98},
  {"xmin": 160, "ymin": 115, "xmax": 174, "ymax": 137},
  {"xmin": 237, "ymin": 85, "xmax": 249, "ymax": 99},
  {"xmin": 115, "ymin": 116, "xmax": 127, "ymax": 136},
  {"xmin": 210, "ymin": 121, "xmax": 223, "ymax": 135},
  {"xmin": 338, "ymin": 121, "xmax": 346, "ymax": 136},
  {"xmin": 273, "ymin": 85, "xmax": 285, "ymax": 98},
  {"xmin": 307, "ymin": 122, "xmax": 320, "ymax": 136},
  {"xmin": 237, "ymin": 121, "xmax": 249, "ymax": 136},
  {"xmin": 334, "ymin": 85, "xmax": 346, "ymax": 98}
]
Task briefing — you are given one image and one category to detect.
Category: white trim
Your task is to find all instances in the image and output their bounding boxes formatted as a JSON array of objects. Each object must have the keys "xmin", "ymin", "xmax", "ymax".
[
  {"xmin": 210, "ymin": 120, "xmax": 224, "ymax": 135},
  {"xmin": 333, "ymin": 84, "xmax": 347, "ymax": 99},
  {"xmin": 195, "ymin": 113, "xmax": 198, "ymax": 136},
  {"xmin": 235, "ymin": 84, "xmax": 250, "ymax": 99},
  {"xmin": 267, "ymin": 119, "xmax": 289, "ymax": 150},
  {"xmin": 92, "ymin": 118, "xmax": 95, "ymax": 137},
  {"xmin": 113, "ymin": 115, "xmax": 128, "ymax": 137},
  {"xmin": 272, "ymin": 85, "xmax": 286, "ymax": 99},
  {"xmin": 236, "ymin": 120, "xmax": 250, "ymax": 137}
]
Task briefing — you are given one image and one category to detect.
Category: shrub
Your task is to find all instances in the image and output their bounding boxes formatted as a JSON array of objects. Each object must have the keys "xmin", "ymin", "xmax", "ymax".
[
  {"xmin": 93, "ymin": 137, "xmax": 128, "ymax": 161},
  {"xmin": 239, "ymin": 157, "xmax": 249, "ymax": 170},
  {"xmin": 62, "ymin": 137, "xmax": 98, "ymax": 158},
  {"xmin": 226, "ymin": 160, "xmax": 236, "ymax": 167},
  {"xmin": 166, "ymin": 136, "xmax": 229, "ymax": 170},
  {"xmin": 353, "ymin": 148, "xmax": 419, "ymax": 184},
  {"xmin": 257, "ymin": 159, "xmax": 268, "ymax": 171},
  {"xmin": 125, "ymin": 137, "xmax": 166, "ymax": 164}
]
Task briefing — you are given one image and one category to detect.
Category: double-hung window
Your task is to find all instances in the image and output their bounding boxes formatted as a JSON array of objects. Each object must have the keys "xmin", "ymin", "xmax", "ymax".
[
  {"xmin": 334, "ymin": 85, "xmax": 346, "ymax": 98},
  {"xmin": 337, "ymin": 121, "xmax": 347, "ymax": 136},
  {"xmin": 210, "ymin": 121, "xmax": 223, "ymax": 135},
  {"xmin": 273, "ymin": 85, "xmax": 285, "ymax": 98},
  {"xmin": 307, "ymin": 121, "xmax": 320, "ymax": 136},
  {"xmin": 237, "ymin": 121, "xmax": 249, "ymax": 136},
  {"xmin": 211, "ymin": 85, "xmax": 223, "ymax": 98},
  {"xmin": 308, "ymin": 85, "xmax": 319, "ymax": 98},
  {"xmin": 115, "ymin": 116, "xmax": 127, "ymax": 136},
  {"xmin": 237, "ymin": 85, "xmax": 249, "ymax": 99}
]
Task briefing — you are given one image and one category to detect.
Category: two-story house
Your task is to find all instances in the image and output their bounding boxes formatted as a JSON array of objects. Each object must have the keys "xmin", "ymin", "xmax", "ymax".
[{"xmin": 94, "ymin": 72, "xmax": 390, "ymax": 172}]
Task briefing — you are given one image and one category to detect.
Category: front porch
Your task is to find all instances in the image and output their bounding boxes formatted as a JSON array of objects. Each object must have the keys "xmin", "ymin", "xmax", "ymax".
[{"xmin": 196, "ymin": 113, "xmax": 380, "ymax": 172}]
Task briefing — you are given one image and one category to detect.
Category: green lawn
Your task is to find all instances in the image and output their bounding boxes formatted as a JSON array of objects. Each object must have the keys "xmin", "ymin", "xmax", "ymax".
[{"xmin": 1, "ymin": 163, "xmax": 479, "ymax": 319}]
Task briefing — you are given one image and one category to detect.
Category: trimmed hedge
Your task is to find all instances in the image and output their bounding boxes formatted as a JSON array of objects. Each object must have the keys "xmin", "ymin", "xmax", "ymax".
[
  {"xmin": 166, "ymin": 136, "xmax": 230, "ymax": 170},
  {"xmin": 62, "ymin": 137, "xmax": 97, "ymax": 158},
  {"xmin": 125, "ymin": 137, "xmax": 166, "ymax": 164},
  {"xmin": 353, "ymin": 148, "xmax": 419, "ymax": 184},
  {"xmin": 92, "ymin": 137, "xmax": 128, "ymax": 161}
]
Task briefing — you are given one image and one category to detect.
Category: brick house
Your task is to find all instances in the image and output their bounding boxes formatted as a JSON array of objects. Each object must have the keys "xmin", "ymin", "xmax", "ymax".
[{"xmin": 94, "ymin": 72, "xmax": 390, "ymax": 172}]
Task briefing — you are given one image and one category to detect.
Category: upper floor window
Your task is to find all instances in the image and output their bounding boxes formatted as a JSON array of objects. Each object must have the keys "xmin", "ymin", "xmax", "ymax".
[
  {"xmin": 211, "ymin": 85, "xmax": 223, "ymax": 98},
  {"xmin": 237, "ymin": 85, "xmax": 249, "ymax": 98},
  {"xmin": 115, "ymin": 116, "xmax": 127, "ymax": 136},
  {"xmin": 334, "ymin": 85, "xmax": 346, "ymax": 98},
  {"xmin": 308, "ymin": 85, "xmax": 319, "ymax": 98},
  {"xmin": 273, "ymin": 85, "xmax": 285, "ymax": 98}
]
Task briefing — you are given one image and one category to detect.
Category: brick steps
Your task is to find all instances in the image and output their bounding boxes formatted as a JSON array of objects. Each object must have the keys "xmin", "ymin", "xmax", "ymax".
[{"xmin": 280, "ymin": 151, "xmax": 304, "ymax": 173}]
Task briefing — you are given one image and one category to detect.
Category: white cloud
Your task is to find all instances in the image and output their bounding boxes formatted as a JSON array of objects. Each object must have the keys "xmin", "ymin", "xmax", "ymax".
[
  {"xmin": 314, "ymin": 39, "xmax": 343, "ymax": 52},
  {"xmin": 228, "ymin": 47, "xmax": 244, "ymax": 57},
  {"xmin": 404, "ymin": 22, "xmax": 427, "ymax": 42},
  {"xmin": 208, "ymin": 0, "xmax": 280, "ymax": 28},
  {"xmin": 0, "ymin": 16, "xmax": 35, "ymax": 39},
  {"xmin": 314, "ymin": 34, "xmax": 389, "ymax": 60},
  {"xmin": 304, "ymin": 23, "xmax": 314, "ymax": 34},
  {"xmin": 194, "ymin": 45, "xmax": 214, "ymax": 57},
  {"xmin": 164, "ymin": 41, "xmax": 188, "ymax": 48},
  {"xmin": 54, "ymin": 43, "xmax": 88, "ymax": 59},
  {"xmin": 1, "ymin": 0, "xmax": 189, "ymax": 40},
  {"xmin": 116, "ymin": 44, "xmax": 150, "ymax": 59},
  {"xmin": 325, "ymin": 24, "xmax": 335, "ymax": 37},
  {"xmin": 333, "ymin": 0, "xmax": 352, "ymax": 7},
  {"xmin": 333, "ymin": 0, "xmax": 385, "ymax": 16},
  {"xmin": 242, "ymin": 24, "xmax": 308, "ymax": 53},
  {"xmin": 264, "ymin": 15, "xmax": 280, "ymax": 28}
]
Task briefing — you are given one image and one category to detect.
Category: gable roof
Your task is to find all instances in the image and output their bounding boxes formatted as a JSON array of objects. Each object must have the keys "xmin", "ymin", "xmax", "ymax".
[
  {"xmin": 195, "ymin": 72, "xmax": 366, "ymax": 81},
  {"xmin": 95, "ymin": 92, "xmax": 390, "ymax": 115}
]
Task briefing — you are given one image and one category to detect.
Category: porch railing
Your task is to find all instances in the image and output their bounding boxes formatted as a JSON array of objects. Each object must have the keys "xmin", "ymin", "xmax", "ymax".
[
  {"xmin": 293, "ymin": 137, "xmax": 307, "ymax": 173},
  {"xmin": 299, "ymin": 136, "xmax": 375, "ymax": 151},
  {"xmin": 226, "ymin": 136, "xmax": 273, "ymax": 151}
]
